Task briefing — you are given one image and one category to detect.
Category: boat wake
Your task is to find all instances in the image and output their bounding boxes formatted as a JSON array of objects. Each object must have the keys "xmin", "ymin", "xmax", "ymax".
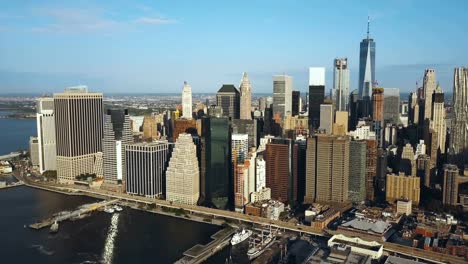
[{"xmin": 30, "ymin": 244, "xmax": 54, "ymax": 256}]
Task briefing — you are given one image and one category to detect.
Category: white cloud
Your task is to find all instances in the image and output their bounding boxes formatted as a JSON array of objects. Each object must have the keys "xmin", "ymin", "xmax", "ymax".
[
  {"xmin": 29, "ymin": 7, "xmax": 176, "ymax": 34},
  {"xmin": 134, "ymin": 17, "xmax": 177, "ymax": 25}
]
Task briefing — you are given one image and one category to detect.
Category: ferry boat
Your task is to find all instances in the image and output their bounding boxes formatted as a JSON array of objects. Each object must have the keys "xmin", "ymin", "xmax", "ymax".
[
  {"xmin": 230, "ymin": 229, "xmax": 252, "ymax": 264},
  {"xmin": 49, "ymin": 221, "xmax": 59, "ymax": 234},
  {"xmin": 104, "ymin": 207, "xmax": 115, "ymax": 214},
  {"xmin": 231, "ymin": 229, "xmax": 252, "ymax": 245},
  {"xmin": 113, "ymin": 205, "xmax": 123, "ymax": 212}
]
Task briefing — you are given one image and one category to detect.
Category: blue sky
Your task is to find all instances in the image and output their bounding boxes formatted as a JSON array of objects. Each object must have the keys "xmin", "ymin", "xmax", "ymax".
[{"xmin": 0, "ymin": 0, "xmax": 467, "ymax": 94}]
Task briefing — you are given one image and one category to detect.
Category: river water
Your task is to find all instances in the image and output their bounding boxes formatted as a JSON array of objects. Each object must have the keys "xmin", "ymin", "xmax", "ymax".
[
  {"xmin": 0, "ymin": 114, "xmax": 224, "ymax": 263},
  {"xmin": 0, "ymin": 186, "xmax": 221, "ymax": 263}
]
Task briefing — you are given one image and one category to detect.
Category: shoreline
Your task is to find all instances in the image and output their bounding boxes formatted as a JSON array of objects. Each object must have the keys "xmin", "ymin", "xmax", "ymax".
[{"xmin": 21, "ymin": 183, "xmax": 226, "ymax": 228}]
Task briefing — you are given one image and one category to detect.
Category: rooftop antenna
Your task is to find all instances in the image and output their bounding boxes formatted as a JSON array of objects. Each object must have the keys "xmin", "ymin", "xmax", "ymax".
[{"xmin": 367, "ymin": 16, "xmax": 370, "ymax": 39}]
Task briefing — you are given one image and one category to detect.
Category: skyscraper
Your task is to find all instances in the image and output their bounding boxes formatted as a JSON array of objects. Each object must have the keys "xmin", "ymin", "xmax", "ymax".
[
  {"xmin": 29, "ymin": 136, "xmax": 39, "ymax": 168},
  {"xmin": 54, "ymin": 86, "xmax": 103, "ymax": 184},
  {"xmin": 273, "ymin": 75, "xmax": 293, "ymax": 119},
  {"xmin": 232, "ymin": 133, "xmax": 249, "ymax": 211},
  {"xmin": 423, "ymin": 69, "xmax": 437, "ymax": 121},
  {"xmin": 450, "ymin": 67, "xmax": 468, "ymax": 166},
  {"xmin": 201, "ymin": 116, "xmax": 231, "ymax": 210},
  {"xmin": 409, "ymin": 92, "xmax": 419, "ymax": 125},
  {"xmin": 358, "ymin": 18, "xmax": 376, "ymax": 99},
  {"xmin": 166, "ymin": 133, "xmax": 200, "ymax": 205},
  {"xmin": 308, "ymin": 67, "xmax": 325, "ymax": 130},
  {"xmin": 383, "ymin": 88, "xmax": 400, "ymax": 124},
  {"xmin": 102, "ymin": 109, "xmax": 133, "ymax": 190},
  {"xmin": 319, "ymin": 104, "xmax": 333, "ymax": 134},
  {"xmin": 431, "ymin": 85, "xmax": 446, "ymax": 154},
  {"xmin": 358, "ymin": 18, "xmax": 376, "ymax": 118},
  {"xmin": 265, "ymin": 138, "xmax": 298, "ymax": 206},
  {"xmin": 333, "ymin": 58, "xmax": 350, "ymax": 111},
  {"xmin": 305, "ymin": 134, "xmax": 350, "ymax": 203},
  {"xmin": 239, "ymin": 72, "xmax": 252, "ymax": 120},
  {"xmin": 181, "ymin": 81, "xmax": 193, "ymax": 119},
  {"xmin": 292, "ymin": 91, "xmax": 301, "ymax": 116},
  {"xmin": 372, "ymin": 87, "xmax": 384, "ymax": 122},
  {"xmin": 348, "ymin": 140, "xmax": 367, "ymax": 202},
  {"xmin": 125, "ymin": 142, "xmax": 170, "ymax": 198},
  {"xmin": 216, "ymin": 84, "xmax": 240, "ymax": 119},
  {"xmin": 36, "ymin": 97, "xmax": 56, "ymax": 173}
]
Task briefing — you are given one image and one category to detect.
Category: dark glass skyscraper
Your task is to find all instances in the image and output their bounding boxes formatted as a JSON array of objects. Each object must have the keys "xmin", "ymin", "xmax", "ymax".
[
  {"xmin": 358, "ymin": 18, "xmax": 376, "ymax": 118},
  {"xmin": 200, "ymin": 116, "xmax": 232, "ymax": 210},
  {"xmin": 216, "ymin": 84, "xmax": 240, "ymax": 119}
]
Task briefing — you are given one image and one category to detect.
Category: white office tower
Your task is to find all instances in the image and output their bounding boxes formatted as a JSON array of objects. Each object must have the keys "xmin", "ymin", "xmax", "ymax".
[
  {"xmin": 423, "ymin": 69, "xmax": 437, "ymax": 121},
  {"xmin": 272, "ymin": 75, "xmax": 293, "ymax": 118},
  {"xmin": 333, "ymin": 58, "xmax": 350, "ymax": 111},
  {"xmin": 181, "ymin": 81, "xmax": 193, "ymax": 119},
  {"xmin": 102, "ymin": 109, "xmax": 133, "ymax": 190},
  {"xmin": 431, "ymin": 85, "xmax": 446, "ymax": 154},
  {"xmin": 36, "ymin": 97, "xmax": 56, "ymax": 173},
  {"xmin": 256, "ymin": 154, "xmax": 266, "ymax": 191},
  {"xmin": 54, "ymin": 86, "xmax": 103, "ymax": 184},
  {"xmin": 166, "ymin": 134, "xmax": 199, "ymax": 205},
  {"xmin": 239, "ymin": 72, "xmax": 252, "ymax": 120},
  {"xmin": 125, "ymin": 141, "xmax": 169, "ymax": 198}
]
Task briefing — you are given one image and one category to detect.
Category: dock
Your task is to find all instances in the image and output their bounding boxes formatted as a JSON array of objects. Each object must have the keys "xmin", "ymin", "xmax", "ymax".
[
  {"xmin": 175, "ymin": 227, "xmax": 235, "ymax": 264},
  {"xmin": 29, "ymin": 199, "xmax": 120, "ymax": 230}
]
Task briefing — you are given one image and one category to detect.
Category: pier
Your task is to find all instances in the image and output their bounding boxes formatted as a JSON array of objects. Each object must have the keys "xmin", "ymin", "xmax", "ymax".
[
  {"xmin": 175, "ymin": 227, "xmax": 235, "ymax": 264},
  {"xmin": 29, "ymin": 199, "xmax": 120, "ymax": 230},
  {"xmin": 0, "ymin": 181, "xmax": 24, "ymax": 190}
]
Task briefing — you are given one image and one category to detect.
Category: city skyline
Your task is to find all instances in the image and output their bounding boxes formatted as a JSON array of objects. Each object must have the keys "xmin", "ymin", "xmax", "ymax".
[{"xmin": 1, "ymin": 1, "xmax": 468, "ymax": 94}]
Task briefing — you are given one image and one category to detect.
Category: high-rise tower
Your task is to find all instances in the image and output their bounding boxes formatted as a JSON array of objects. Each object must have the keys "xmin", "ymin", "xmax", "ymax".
[
  {"xmin": 102, "ymin": 109, "xmax": 133, "ymax": 190},
  {"xmin": 54, "ymin": 86, "xmax": 103, "ymax": 184},
  {"xmin": 36, "ymin": 97, "xmax": 56, "ymax": 173},
  {"xmin": 166, "ymin": 133, "xmax": 200, "ymax": 205},
  {"xmin": 216, "ymin": 84, "xmax": 240, "ymax": 119},
  {"xmin": 181, "ymin": 81, "xmax": 193, "ymax": 119},
  {"xmin": 358, "ymin": 17, "xmax": 376, "ymax": 117},
  {"xmin": 450, "ymin": 67, "xmax": 468, "ymax": 166},
  {"xmin": 239, "ymin": 72, "xmax": 252, "ymax": 120},
  {"xmin": 423, "ymin": 69, "xmax": 437, "ymax": 121},
  {"xmin": 333, "ymin": 58, "xmax": 350, "ymax": 112},
  {"xmin": 308, "ymin": 67, "xmax": 325, "ymax": 129},
  {"xmin": 305, "ymin": 134, "xmax": 350, "ymax": 203},
  {"xmin": 273, "ymin": 75, "xmax": 293, "ymax": 119},
  {"xmin": 431, "ymin": 85, "xmax": 446, "ymax": 154}
]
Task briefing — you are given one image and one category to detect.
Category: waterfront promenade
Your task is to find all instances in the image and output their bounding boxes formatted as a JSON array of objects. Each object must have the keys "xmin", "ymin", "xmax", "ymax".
[{"xmin": 14, "ymin": 172, "xmax": 467, "ymax": 264}]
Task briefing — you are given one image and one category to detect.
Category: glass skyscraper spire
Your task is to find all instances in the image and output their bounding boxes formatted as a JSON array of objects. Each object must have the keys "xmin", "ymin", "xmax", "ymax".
[{"xmin": 358, "ymin": 17, "xmax": 376, "ymax": 117}]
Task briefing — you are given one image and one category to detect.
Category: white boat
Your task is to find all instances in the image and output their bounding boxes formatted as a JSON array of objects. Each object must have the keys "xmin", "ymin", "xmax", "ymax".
[
  {"xmin": 104, "ymin": 207, "xmax": 115, "ymax": 214},
  {"xmin": 231, "ymin": 229, "xmax": 252, "ymax": 246},
  {"xmin": 113, "ymin": 205, "xmax": 123, "ymax": 212}
]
